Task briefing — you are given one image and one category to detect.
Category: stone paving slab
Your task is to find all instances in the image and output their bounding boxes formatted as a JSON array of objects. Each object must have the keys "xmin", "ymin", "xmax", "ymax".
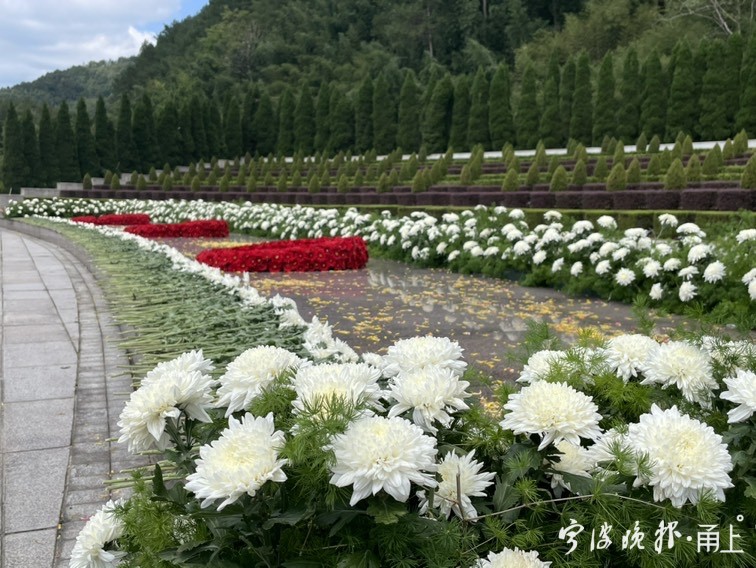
[
  {"xmin": 3, "ymin": 365, "xmax": 77, "ymax": 402},
  {"xmin": 3, "ymin": 398, "xmax": 74, "ymax": 452}
]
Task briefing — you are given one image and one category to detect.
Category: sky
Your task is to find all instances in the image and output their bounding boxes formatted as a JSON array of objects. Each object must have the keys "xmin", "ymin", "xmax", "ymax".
[{"xmin": 0, "ymin": 0, "xmax": 209, "ymax": 89}]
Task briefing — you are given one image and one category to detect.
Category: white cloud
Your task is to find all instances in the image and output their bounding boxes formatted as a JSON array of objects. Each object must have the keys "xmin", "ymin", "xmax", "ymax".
[{"xmin": 0, "ymin": 0, "xmax": 184, "ymax": 88}]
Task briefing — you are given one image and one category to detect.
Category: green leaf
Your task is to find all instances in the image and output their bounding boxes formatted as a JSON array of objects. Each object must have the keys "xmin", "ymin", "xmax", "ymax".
[
  {"xmin": 743, "ymin": 477, "xmax": 756, "ymax": 500},
  {"xmin": 262, "ymin": 508, "xmax": 311, "ymax": 529},
  {"xmin": 503, "ymin": 444, "xmax": 541, "ymax": 483},
  {"xmin": 336, "ymin": 551, "xmax": 381, "ymax": 568},
  {"xmin": 366, "ymin": 500, "xmax": 408, "ymax": 525}
]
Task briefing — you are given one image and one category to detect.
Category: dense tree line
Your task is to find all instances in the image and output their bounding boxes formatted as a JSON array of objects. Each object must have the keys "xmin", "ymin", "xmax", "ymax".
[{"xmin": 3, "ymin": 34, "xmax": 756, "ymax": 191}]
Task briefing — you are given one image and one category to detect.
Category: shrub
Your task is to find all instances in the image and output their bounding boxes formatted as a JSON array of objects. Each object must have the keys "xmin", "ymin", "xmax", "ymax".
[
  {"xmin": 686, "ymin": 154, "xmax": 702, "ymax": 182},
  {"xmin": 110, "ymin": 175, "xmax": 121, "ymax": 189},
  {"xmin": 388, "ymin": 168, "xmax": 399, "ymax": 188},
  {"xmin": 506, "ymin": 154, "xmax": 520, "ymax": 174},
  {"xmin": 702, "ymin": 144, "xmax": 723, "ymax": 175},
  {"xmin": 549, "ymin": 165, "xmax": 569, "ymax": 191},
  {"xmin": 635, "ymin": 132, "xmax": 648, "ymax": 152},
  {"xmin": 129, "ymin": 170, "xmax": 138, "ymax": 186},
  {"xmin": 459, "ymin": 164, "xmax": 473, "ymax": 185},
  {"xmin": 646, "ymin": 154, "xmax": 662, "ymax": 177},
  {"xmin": 607, "ymin": 136, "xmax": 618, "ymax": 155},
  {"xmin": 182, "ymin": 172, "xmax": 192, "ymax": 185},
  {"xmin": 626, "ymin": 157, "xmax": 642, "ymax": 184},
  {"xmin": 569, "ymin": 160, "xmax": 585, "ymax": 186},
  {"xmin": 566, "ymin": 138, "xmax": 578, "ymax": 154},
  {"xmin": 682, "ymin": 134, "xmax": 694, "ymax": 156},
  {"xmin": 103, "ymin": 170, "xmax": 113, "ymax": 186},
  {"xmin": 191, "ymin": 176, "xmax": 201, "ymax": 192},
  {"xmin": 547, "ymin": 155, "xmax": 560, "ymax": 176},
  {"xmin": 664, "ymin": 158, "xmax": 687, "ymax": 189},
  {"xmin": 648, "ymin": 134, "xmax": 661, "ymax": 153},
  {"xmin": 613, "ymin": 139, "xmax": 625, "ymax": 165},
  {"xmin": 593, "ymin": 155, "xmax": 609, "ymax": 181},
  {"xmin": 353, "ymin": 169, "xmax": 364, "ymax": 186},
  {"xmin": 410, "ymin": 170, "xmax": 426, "ymax": 193},
  {"xmin": 337, "ymin": 174, "xmax": 349, "ymax": 193},
  {"xmin": 606, "ymin": 162, "xmax": 627, "ymax": 190},
  {"xmin": 722, "ymin": 138, "xmax": 735, "ymax": 160},
  {"xmin": 163, "ymin": 175, "xmax": 174, "ymax": 191},
  {"xmin": 733, "ymin": 129, "xmax": 749, "ymax": 155},
  {"xmin": 501, "ymin": 142, "xmax": 514, "ymax": 163},
  {"xmin": 276, "ymin": 172, "xmax": 288, "ymax": 192},
  {"xmin": 502, "ymin": 168, "xmax": 519, "ymax": 191},
  {"xmin": 534, "ymin": 141, "xmax": 547, "ymax": 168},
  {"xmin": 82, "ymin": 173, "xmax": 92, "ymax": 189},
  {"xmin": 246, "ymin": 175, "xmax": 257, "ymax": 192},
  {"xmin": 148, "ymin": 166, "xmax": 157, "ymax": 181},
  {"xmin": 136, "ymin": 175, "xmax": 147, "ymax": 191},
  {"xmin": 320, "ymin": 170, "xmax": 331, "ymax": 188},
  {"xmin": 525, "ymin": 161, "xmax": 540, "ymax": 186},
  {"xmin": 377, "ymin": 172, "xmax": 390, "ymax": 193},
  {"xmin": 741, "ymin": 153, "xmax": 756, "ymax": 188},
  {"xmin": 573, "ymin": 143, "xmax": 588, "ymax": 163},
  {"xmin": 307, "ymin": 174, "xmax": 320, "ymax": 193},
  {"xmin": 237, "ymin": 167, "xmax": 247, "ymax": 186}
]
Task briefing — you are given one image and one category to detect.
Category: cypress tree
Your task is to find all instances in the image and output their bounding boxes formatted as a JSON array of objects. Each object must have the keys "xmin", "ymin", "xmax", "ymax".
[
  {"xmin": 606, "ymin": 162, "xmax": 627, "ymax": 190},
  {"xmin": 277, "ymin": 88, "xmax": 296, "ymax": 156},
  {"xmin": 467, "ymin": 67, "xmax": 490, "ymax": 148},
  {"xmin": 396, "ymin": 71, "xmax": 422, "ymax": 152},
  {"xmin": 516, "ymin": 65, "xmax": 541, "ymax": 149},
  {"xmin": 38, "ymin": 104, "xmax": 57, "ymax": 187},
  {"xmin": 570, "ymin": 53, "xmax": 593, "ymax": 145},
  {"xmin": 550, "ymin": 165, "xmax": 569, "ymax": 191},
  {"xmin": 190, "ymin": 96, "xmax": 208, "ymax": 159},
  {"xmin": 698, "ymin": 39, "xmax": 731, "ymax": 140},
  {"xmin": 741, "ymin": 153, "xmax": 756, "ymax": 188},
  {"xmin": 1, "ymin": 104, "xmax": 26, "ymax": 191},
  {"xmin": 489, "ymin": 63, "xmax": 515, "ymax": 149},
  {"xmin": 725, "ymin": 33, "xmax": 744, "ymax": 130},
  {"xmin": 737, "ymin": 37, "xmax": 756, "ymax": 132},
  {"xmin": 448, "ymin": 75, "xmax": 471, "ymax": 151},
  {"xmin": 422, "ymin": 74, "xmax": 454, "ymax": 153},
  {"xmin": 156, "ymin": 99, "xmax": 181, "ymax": 168},
  {"xmin": 224, "ymin": 96, "xmax": 242, "ymax": 159},
  {"xmin": 21, "ymin": 110, "xmax": 40, "ymax": 187},
  {"xmin": 94, "ymin": 96, "xmax": 115, "ymax": 174},
  {"xmin": 56, "ymin": 101, "xmax": 79, "ymax": 182},
  {"xmin": 593, "ymin": 155, "xmax": 609, "ymax": 181},
  {"xmin": 665, "ymin": 41, "xmax": 698, "ymax": 140},
  {"xmin": 329, "ymin": 87, "xmax": 354, "ymax": 152},
  {"xmin": 241, "ymin": 86, "xmax": 259, "ymax": 154},
  {"xmin": 314, "ymin": 82, "xmax": 331, "ymax": 152},
  {"xmin": 115, "ymin": 94, "xmax": 135, "ymax": 171},
  {"xmin": 617, "ymin": 48, "xmax": 641, "ymax": 141},
  {"xmin": 75, "ymin": 98, "xmax": 98, "ymax": 177},
  {"xmin": 131, "ymin": 93, "xmax": 158, "ymax": 172},
  {"xmin": 355, "ymin": 76, "xmax": 374, "ymax": 153},
  {"xmin": 592, "ymin": 53, "xmax": 616, "ymax": 145},
  {"xmin": 686, "ymin": 153, "xmax": 702, "ymax": 182},
  {"xmin": 539, "ymin": 59, "xmax": 561, "ymax": 148},
  {"xmin": 627, "ymin": 157, "xmax": 642, "ymax": 184},
  {"xmin": 572, "ymin": 159, "xmax": 587, "ymax": 185},
  {"xmin": 373, "ymin": 73, "xmax": 397, "ymax": 154},
  {"xmin": 254, "ymin": 91, "xmax": 278, "ymax": 156},
  {"xmin": 640, "ymin": 51, "xmax": 667, "ymax": 140},
  {"xmin": 294, "ymin": 85, "xmax": 315, "ymax": 155},
  {"xmin": 204, "ymin": 100, "xmax": 223, "ymax": 158},
  {"xmin": 559, "ymin": 58, "xmax": 576, "ymax": 144},
  {"xmin": 664, "ymin": 158, "xmax": 687, "ymax": 189},
  {"xmin": 177, "ymin": 99, "xmax": 195, "ymax": 163}
]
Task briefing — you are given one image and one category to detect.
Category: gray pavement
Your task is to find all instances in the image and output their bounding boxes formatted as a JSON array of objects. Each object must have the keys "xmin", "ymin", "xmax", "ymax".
[{"xmin": 0, "ymin": 225, "xmax": 140, "ymax": 568}]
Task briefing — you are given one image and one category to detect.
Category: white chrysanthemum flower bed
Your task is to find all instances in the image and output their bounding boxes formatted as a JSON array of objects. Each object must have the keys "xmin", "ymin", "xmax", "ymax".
[{"xmin": 69, "ymin": 500, "xmax": 126, "ymax": 568}]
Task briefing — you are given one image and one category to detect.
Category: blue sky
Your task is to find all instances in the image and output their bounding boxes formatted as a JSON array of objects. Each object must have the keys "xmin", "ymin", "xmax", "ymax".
[{"xmin": 0, "ymin": 0, "xmax": 210, "ymax": 89}]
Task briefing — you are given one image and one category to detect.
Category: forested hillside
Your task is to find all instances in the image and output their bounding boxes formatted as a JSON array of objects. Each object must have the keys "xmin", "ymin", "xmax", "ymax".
[{"xmin": 3, "ymin": 0, "xmax": 756, "ymax": 191}]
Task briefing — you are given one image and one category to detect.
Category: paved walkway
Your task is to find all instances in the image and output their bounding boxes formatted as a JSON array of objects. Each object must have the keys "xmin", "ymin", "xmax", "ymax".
[{"xmin": 0, "ymin": 225, "xmax": 138, "ymax": 568}]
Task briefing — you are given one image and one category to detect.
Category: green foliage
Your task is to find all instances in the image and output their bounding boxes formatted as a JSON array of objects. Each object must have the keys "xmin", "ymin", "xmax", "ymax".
[
  {"xmin": 516, "ymin": 65, "xmax": 540, "ymax": 149},
  {"xmin": 110, "ymin": 173, "xmax": 121, "ymax": 189},
  {"xmin": 163, "ymin": 174, "xmax": 174, "ymax": 191},
  {"xmin": 571, "ymin": 158, "xmax": 588, "ymax": 186},
  {"xmin": 277, "ymin": 87, "xmax": 296, "ymax": 156},
  {"xmin": 626, "ymin": 157, "xmax": 642, "ymax": 184},
  {"xmin": 549, "ymin": 164, "xmax": 568, "ymax": 191},
  {"xmin": 559, "ymin": 58, "xmax": 576, "ymax": 144},
  {"xmin": 254, "ymin": 92, "xmax": 277, "ymax": 156},
  {"xmin": 82, "ymin": 173, "xmax": 92, "ymax": 189},
  {"xmin": 314, "ymin": 82, "xmax": 331, "ymax": 152},
  {"xmin": 646, "ymin": 153, "xmax": 662, "ymax": 177},
  {"xmin": 137, "ymin": 174, "xmax": 148, "ymax": 190},
  {"xmin": 593, "ymin": 155, "xmax": 608, "ymax": 181},
  {"xmin": 722, "ymin": 138, "xmax": 735, "ymax": 160},
  {"xmin": 502, "ymin": 167, "xmax": 519, "ymax": 191},
  {"xmin": 74, "ymin": 98, "xmax": 99, "ymax": 178},
  {"xmin": 665, "ymin": 41, "xmax": 698, "ymax": 140},
  {"xmin": 569, "ymin": 53, "xmax": 593, "ymax": 145},
  {"xmin": 733, "ymin": 129, "xmax": 749, "ymax": 156},
  {"xmin": 373, "ymin": 73, "xmax": 397, "ymax": 154},
  {"xmin": 592, "ymin": 53, "xmax": 616, "ymax": 145},
  {"xmin": 606, "ymin": 162, "xmax": 627, "ymax": 190},
  {"xmin": 613, "ymin": 139, "xmax": 625, "ymax": 165},
  {"xmin": 640, "ymin": 51, "xmax": 666, "ymax": 139},
  {"xmin": 635, "ymin": 131, "xmax": 648, "ymax": 152},
  {"xmin": 37, "ymin": 104, "xmax": 57, "ymax": 187},
  {"xmin": 525, "ymin": 161, "xmax": 540, "ymax": 186},
  {"xmin": 741, "ymin": 153, "xmax": 756, "ymax": 188},
  {"xmin": 1, "ymin": 103, "xmax": 26, "ymax": 192},
  {"xmin": 686, "ymin": 154, "xmax": 702, "ymax": 182},
  {"xmin": 617, "ymin": 48, "xmax": 641, "ymax": 141},
  {"xmin": 448, "ymin": 75, "xmax": 470, "ymax": 151},
  {"xmin": 422, "ymin": 74, "xmax": 454, "ymax": 153},
  {"xmin": 648, "ymin": 134, "xmax": 661, "ymax": 153},
  {"xmin": 396, "ymin": 71, "xmax": 422, "ymax": 152},
  {"xmin": 354, "ymin": 76, "xmax": 374, "ymax": 153},
  {"xmin": 411, "ymin": 169, "xmax": 426, "ymax": 193},
  {"xmin": 664, "ymin": 157, "xmax": 687, "ymax": 189},
  {"xmin": 489, "ymin": 63, "xmax": 515, "ymax": 149},
  {"xmin": 459, "ymin": 164, "xmax": 473, "ymax": 185},
  {"xmin": 307, "ymin": 173, "xmax": 320, "ymax": 193},
  {"xmin": 698, "ymin": 39, "xmax": 732, "ymax": 140},
  {"xmin": 467, "ymin": 67, "xmax": 490, "ymax": 148}
]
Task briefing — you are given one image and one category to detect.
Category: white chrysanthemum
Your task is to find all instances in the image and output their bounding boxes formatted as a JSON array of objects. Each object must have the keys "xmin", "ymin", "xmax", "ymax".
[
  {"xmin": 551, "ymin": 257, "xmax": 564, "ymax": 272},
  {"xmin": 142, "ymin": 349, "xmax": 215, "ymax": 386},
  {"xmin": 387, "ymin": 366, "xmax": 470, "ymax": 433},
  {"xmin": 678, "ymin": 265, "xmax": 699, "ymax": 280},
  {"xmin": 640, "ymin": 341, "xmax": 716, "ymax": 405},
  {"xmin": 215, "ymin": 346, "xmax": 304, "ymax": 416},
  {"xmin": 663, "ymin": 258, "xmax": 681, "ymax": 271},
  {"xmin": 744, "ymin": 268, "xmax": 756, "ymax": 284},
  {"xmin": 418, "ymin": 450, "xmax": 494, "ymax": 519},
  {"xmin": 292, "ymin": 363, "xmax": 384, "ymax": 417},
  {"xmin": 513, "ymin": 240, "xmax": 531, "ymax": 256},
  {"xmin": 69, "ymin": 500, "xmax": 126, "ymax": 568},
  {"xmin": 604, "ymin": 334, "xmax": 658, "ymax": 381},
  {"xmin": 595, "ymin": 259, "xmax": 611, "ymax": 275},
  {"xmin": 500, "ymin": 381, "xmax": 602, "ymax": 450},
  {"xmin": 118, "ymin": 370, "xmax": 216, "ymax": 453},
  {"xmin": 586, "ymin": 428, "xmax": 631, "ymax": 466},
  {"xmin": 687, "ymin": 243, "xmax": 711, "ymax": 263},
  {"xmin": 475, "ymin": 547, "xmax": 552, "ymax": 568},
  {"xmin": 548, "ymin": 440, "xmax": 594, "ymax": 491},
  {"xmin": 649, "ymin": 282, "xmax": 664, "ymax": 300},
  {"xmin": 447, "ymin": 250, "xmax": 460, "ymax": 262},
  {"xmin": 185, "ymin": 413, "xmax": 287, "ymax": 510},
  {"xmin": 596, "ymin": 215, "xmax": 617, "ymax": 230},
  {"xmin": 570, "ymin": 261, "xmax": 583, "ymax": 277},
  {"xmin": 642, "ymin": 260, "xmax": 662, "ymax": 278},
  {"xmin": 702, "ymin": 261, "xmax": 726, "ymax": 283},
  {"xmin": 543, "ymin": 210, "xmax": 562, "ymax": 221},
  {"xmin": 750, "ymin": 279, "xmax": 756, "ymax": 301},
  {"xmin": 736, "ymin": 228, "xmax": 756, "ymax": 243},
  {"xmin": 677, "ymin": 222, "xmax": 704, "ymax": 236},
  {"xmin": 678, "ymin": 281, "xmax": 697, "ymax": 302},
  {"xmin": 382, "ymin": 336, "xmax": 466, "ymax": 378},
  {"xmin": 532, "ymin": 250, "xmax": 547, "ymax": 265},
  {"xmin": 611, "ymin": 247, "xmax": 630, "ymax": 261},
  {"xmin": 627, "ymin": 405, "xmax": 732, "ymax": 507},
  {"xmin": 517, "ymin": 350, "xmax": 566, "ymax": 383},
  {"xmin": 658, "ymin": 213, "xmax": 678, "ymax": 227},
  {"xmin": 327, "ymin": 416, "xmax": 437, "ymax": 505},
  {"xmin": 720, "ymin": 369, "xmax": 756, "ymax": 423},
  {"xmin": 614, "ymin": 268, "xmax": 635, "ymax": 286}
]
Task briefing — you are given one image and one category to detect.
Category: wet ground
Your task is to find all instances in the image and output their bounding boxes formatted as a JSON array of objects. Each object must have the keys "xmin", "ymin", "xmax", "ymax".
[{"xmin": 165, "ymin": 236, "xmax": 686, "ymax": 386}]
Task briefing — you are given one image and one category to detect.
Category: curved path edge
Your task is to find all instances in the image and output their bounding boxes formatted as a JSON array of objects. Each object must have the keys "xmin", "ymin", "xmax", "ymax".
[{"xmin": 0, "ymin": 219, "xmax": 146, "ymax": 568}]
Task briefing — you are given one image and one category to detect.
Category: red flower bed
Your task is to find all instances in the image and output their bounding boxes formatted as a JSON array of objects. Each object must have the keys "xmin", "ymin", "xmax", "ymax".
[
  {"xmin": 72, "ymin": 213, "xmax": 151, "ymax": 225},
  {"xmin": 196, "ymin": 236, "xmax": 369, "ymax": 272},
  {"xmin": 124, "ymin": 220, "xmax": 230, "ymax": 238}
]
